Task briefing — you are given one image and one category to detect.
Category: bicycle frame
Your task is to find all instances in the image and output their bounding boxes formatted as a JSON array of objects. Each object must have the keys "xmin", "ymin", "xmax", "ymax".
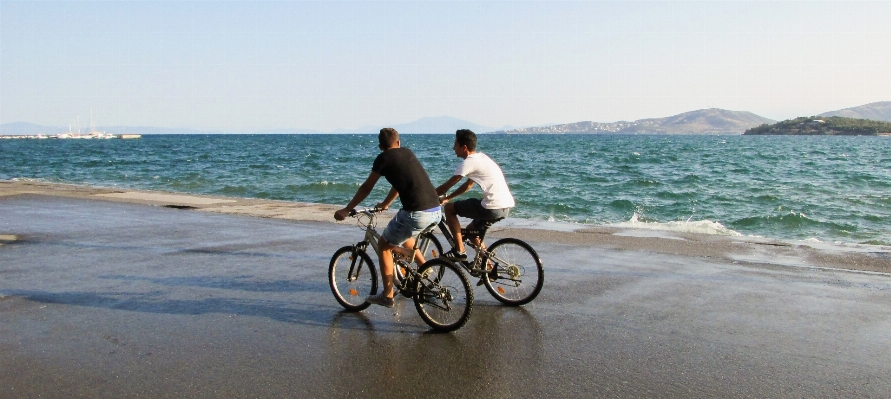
[
  {"xmin": 346, "ymin": 209, "xmax": 437, "ymax": 289},
  {"xmin": 342, "ymin": 212, "xmax": 381, "ymax": 284},
  {"xmin": 431, "ymin": 218, "xmax": 500, "ymax": 274}
]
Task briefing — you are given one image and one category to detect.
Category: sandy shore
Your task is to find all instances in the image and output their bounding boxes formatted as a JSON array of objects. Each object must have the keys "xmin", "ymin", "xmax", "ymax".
[{"xmin": 3, "ymin": 179, "xmax": 890, "ymax": 274}]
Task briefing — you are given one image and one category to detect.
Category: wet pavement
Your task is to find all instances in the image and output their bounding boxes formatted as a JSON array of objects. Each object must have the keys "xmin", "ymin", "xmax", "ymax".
[{"xmin": 2, "ymin": 194, "xmax": 890, "ymax": 398}]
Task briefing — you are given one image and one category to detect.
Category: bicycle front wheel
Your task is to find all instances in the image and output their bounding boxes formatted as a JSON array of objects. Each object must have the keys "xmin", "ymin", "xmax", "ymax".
[
  {"xmin": 484, "ymin": 238, "xmax": 544, "ymax": 306},
  {"xmin": 413, "ymin": 259, "xmax": 473, "ymax": 332},
  {"xmin": 329, "ymin": 246, "xmax": 378, "ymax": 311}
]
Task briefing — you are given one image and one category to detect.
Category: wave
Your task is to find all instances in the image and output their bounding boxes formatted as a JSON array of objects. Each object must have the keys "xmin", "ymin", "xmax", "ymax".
[
  {"xmin": 732, "ymin": 211, "xmax": 851, "ymax": 231},
  {"xmin": 729, "ymin": 211, "xmax": 867, "ymax": 242},
  {"xmin": 609, "ymin": 213, "xmax": 743, "ymax": 236},
  {"xmin": 608, "ymin": 199, "xmax": 635, "ymax": 212}
]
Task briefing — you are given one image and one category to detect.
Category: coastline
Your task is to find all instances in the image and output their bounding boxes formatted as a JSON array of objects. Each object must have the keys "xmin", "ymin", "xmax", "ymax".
[{"xmin": 2, "ymin": 179, "xmax": 890, "ymax": 274}]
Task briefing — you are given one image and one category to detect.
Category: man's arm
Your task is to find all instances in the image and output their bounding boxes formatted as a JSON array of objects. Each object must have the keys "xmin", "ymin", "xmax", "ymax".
[
  {"xmin": 375, "ymin": 187, "xmax": 399, "ymax": 210},
  {"xmin": 334, "ymin": 171, "xmax": 382, "ymax": 221},
  {"xmin": 435, "ymin": 175, "xmax": 464, "ymax": 196},
  {"xmin": 440, "ymin": 179, "xmax": 475, "ymax": 204}
]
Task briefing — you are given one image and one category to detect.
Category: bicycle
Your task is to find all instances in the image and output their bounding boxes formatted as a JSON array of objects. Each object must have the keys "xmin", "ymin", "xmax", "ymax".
[
  {"xmin": 417, "ymin": 217, "xmax": 544, "ymax": 306},
  {"xmin": 328, "ymin": 208, "xmax": 474, "ymax": 332}
]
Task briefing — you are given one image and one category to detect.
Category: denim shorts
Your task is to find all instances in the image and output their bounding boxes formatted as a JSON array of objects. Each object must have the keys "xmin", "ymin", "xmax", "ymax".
[{"xmin": 382, "ymin": 208, "xmax": 443, "ymax": 246}]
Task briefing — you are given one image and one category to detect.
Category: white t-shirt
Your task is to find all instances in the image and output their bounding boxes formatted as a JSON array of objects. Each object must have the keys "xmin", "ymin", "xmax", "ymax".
[{"xmin": 454, "ymin": 153, "xmax": 515, "ymax": 209}]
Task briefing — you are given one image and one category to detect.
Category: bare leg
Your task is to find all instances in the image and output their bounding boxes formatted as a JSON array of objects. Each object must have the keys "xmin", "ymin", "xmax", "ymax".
[
  {"xmin": 444, "ymin": 203, "xmax": 465, "ymax": 253},
  {"xmin": 403, "ymin": 237, "xmax": 426, "ymax": 266},
  {"xmin": 389, "ymin": 238, "xmax": 426, "ymax": 266},
  {"xmin": 377, "ymin": 237, "xmax": 396, "ymax": 299},
  {"xmin": 474, "ymin": 236, "xmax": 493, "ymax": 271}
]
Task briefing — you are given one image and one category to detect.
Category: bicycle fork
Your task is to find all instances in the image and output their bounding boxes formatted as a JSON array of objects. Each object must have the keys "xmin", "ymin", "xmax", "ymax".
[{"xmin": 346, "ymin": 243, "xmax": 368, "ymax": 283}]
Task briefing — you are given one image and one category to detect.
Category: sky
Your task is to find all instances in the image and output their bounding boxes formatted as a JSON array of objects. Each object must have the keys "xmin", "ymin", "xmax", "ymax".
[{"xmin": 1, "ymin": 1, "xmax": 889, "ymax": 132}]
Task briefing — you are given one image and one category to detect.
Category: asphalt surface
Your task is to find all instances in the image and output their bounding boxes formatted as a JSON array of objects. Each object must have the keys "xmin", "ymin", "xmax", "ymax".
[{"xmin": 1, "ymin": 194, "xmax": 890, "ymax": 398}]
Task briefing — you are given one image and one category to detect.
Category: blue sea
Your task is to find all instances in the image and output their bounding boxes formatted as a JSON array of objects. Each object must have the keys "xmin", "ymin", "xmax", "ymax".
[{"xmin": 2, "ymin": 134, "xmax": 890, "ymax": 245}]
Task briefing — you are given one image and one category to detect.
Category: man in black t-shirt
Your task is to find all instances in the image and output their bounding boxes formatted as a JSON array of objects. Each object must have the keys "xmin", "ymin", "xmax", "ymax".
[{"xmin": 334, "ymin": 128, "xmax": 442, "ymax": 308}]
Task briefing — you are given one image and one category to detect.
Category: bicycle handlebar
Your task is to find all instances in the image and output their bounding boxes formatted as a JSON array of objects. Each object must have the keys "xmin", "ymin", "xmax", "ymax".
[{"xmin": 348, "ymin": 207, "xmax": 386, "ymax": 217}]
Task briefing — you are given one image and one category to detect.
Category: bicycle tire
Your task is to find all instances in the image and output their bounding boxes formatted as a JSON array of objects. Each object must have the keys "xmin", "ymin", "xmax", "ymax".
[
  {"xmin": 394, "ymin": 232, "xmax": 444, "ymax": 289},
  {"xmin": 413, "ymin": 259, "xmax": 473, "ymax": 332},
  {"xmin": 329, "ymin": 246, "xmax": 378, "ymax": 311},
  {"xmin": 483, "ymin": 238, "xmax": 544, "ymax": 306}
]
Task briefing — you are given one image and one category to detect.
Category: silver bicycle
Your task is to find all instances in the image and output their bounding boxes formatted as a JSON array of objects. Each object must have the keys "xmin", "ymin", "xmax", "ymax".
[{"xmin": 328, "ymin": 208, "xmax": 474, "ymax": 332}]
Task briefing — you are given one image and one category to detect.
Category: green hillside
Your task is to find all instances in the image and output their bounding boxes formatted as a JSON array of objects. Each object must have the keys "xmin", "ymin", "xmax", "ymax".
[{"xmin": 743, "ymin": 116, "xmax": 891, "ymax": 136}]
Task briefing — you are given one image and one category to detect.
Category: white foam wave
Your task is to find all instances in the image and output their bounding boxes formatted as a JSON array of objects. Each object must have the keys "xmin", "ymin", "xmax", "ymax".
[
  {"xmin": 496, "ymin": 218, "xmax": 583, "ymax": 232},
  {"xmin": 483, "ymin": 213, "xmax": 746, "ymax": 237},
  {"xmin": 609, "ymin": 213, "xmax": 743, "ymax": 237}
]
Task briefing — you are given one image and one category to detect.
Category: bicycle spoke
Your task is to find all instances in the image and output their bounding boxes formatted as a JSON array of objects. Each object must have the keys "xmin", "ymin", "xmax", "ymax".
[
  {"xmin": 482, "ymin": 238, "xmax": 544, "ymax": 306},
  {"xmin": 414, "ymin": 259, "xmax": 473, "ymax": 332},
  {"xmin": 329, "ymin": 246, "xmax": 377, "ymax": 311}
]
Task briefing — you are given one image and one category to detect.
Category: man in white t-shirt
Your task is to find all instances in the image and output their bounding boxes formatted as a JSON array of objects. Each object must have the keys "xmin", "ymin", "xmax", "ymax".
[{"xmin": 436, "ymin": 129, "xmax": 515, "ymax": 273}]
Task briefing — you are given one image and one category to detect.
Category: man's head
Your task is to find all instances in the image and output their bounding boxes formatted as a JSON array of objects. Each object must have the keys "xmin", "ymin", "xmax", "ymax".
[
  {"xmin": 453, "ymin": 129, "xmax": 477, "ymax": 158},
  {"xmin": 379, "ymin": 128, "xmax": 400, "ymax": 150}
]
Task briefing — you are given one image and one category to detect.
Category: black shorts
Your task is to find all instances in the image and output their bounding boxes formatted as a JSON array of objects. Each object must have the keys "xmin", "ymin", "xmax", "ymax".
[{"xmin": 453, "ymin": 198, "xmax": 510, "ymax": 227}]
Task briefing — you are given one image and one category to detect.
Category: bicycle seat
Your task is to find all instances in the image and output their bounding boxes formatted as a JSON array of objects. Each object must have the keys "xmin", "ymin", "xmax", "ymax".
[{"xmin": 419, "ymin": 222, "xmax": 438, "ymax": 236}]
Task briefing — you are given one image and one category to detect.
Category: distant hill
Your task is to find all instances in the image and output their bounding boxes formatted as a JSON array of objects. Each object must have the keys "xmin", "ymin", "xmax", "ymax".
[
  {"xmin": 4, "ymin": 110, "xmax": 780, "ymax": 136},
  {"xmin": 743, "ymin": 116, "xmax": 891, "ymax": 136},
  {"xmin": 489, "ymin": 109, "xmax": 775, "ymax": 135},
  {"xmin": 819, "ymin": 101, "xmax": 891, "ymax": 122},
  {"xmin": 264, "ymin": 116, "xmax": 501, "ymax": 134},
  {"xmin": 240, "ymin": 128, "xmax": 324, "ymax": 134},
  {"xmin": 101, "ymin": 126, "xmax": 227, "ymax": 135},
  {"xmin": 0, "ymin": 122, "xmax": 52, "ymax": 135},
  {"xmin": 391, "ymin": 116, "xmax": 497, "ymax": 134},
  {"xmin": 0, "ymin": 118, "xmax": 498, "ymax": 136}
]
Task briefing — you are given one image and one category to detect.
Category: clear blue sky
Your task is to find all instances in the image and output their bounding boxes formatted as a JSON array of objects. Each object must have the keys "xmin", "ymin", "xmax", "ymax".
[{"xmin": 1, "ymin": 1, "xmax": 889, "ymax": 132}]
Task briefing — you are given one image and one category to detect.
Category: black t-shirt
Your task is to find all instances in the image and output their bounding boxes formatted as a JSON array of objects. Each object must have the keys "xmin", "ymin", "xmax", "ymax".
[{"xmin": 372, "ymin": 147, "xmax": 440, "ymax": 211}]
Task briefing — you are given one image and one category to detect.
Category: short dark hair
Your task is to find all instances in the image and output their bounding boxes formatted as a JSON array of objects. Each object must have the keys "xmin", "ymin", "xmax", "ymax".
[
  {"xmin": 455, "ymin": 129, "xmax": 477, "ymax": 152},
  {"xmin": 379, "ymin": 128, "xmax": 399, "ymax": 147}
]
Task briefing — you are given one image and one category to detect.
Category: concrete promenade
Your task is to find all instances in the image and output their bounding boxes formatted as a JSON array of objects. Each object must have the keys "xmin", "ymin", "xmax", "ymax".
[{"xmin": 2, "ymin": 193, "xmax": 891, "ymax": 398}]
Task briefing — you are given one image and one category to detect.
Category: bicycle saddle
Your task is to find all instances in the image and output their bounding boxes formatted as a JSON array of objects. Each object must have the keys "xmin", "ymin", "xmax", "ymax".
[{"xmin": 420, "ymin": 222, "xmax": 438, "ymax": 235}]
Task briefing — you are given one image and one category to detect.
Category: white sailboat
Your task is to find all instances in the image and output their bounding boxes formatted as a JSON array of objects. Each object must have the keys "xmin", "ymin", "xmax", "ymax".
[{"xmin": 58, "ymin": 109, "xmax": 140, "ymax": 139}]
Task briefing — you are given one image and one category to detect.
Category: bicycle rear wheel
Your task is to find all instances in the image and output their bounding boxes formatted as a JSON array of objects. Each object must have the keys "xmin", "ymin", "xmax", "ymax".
[
  {"xmin": 413, "ymin": 259, "xmax": 473, "ymax": 332},
  {"xmin": 420, "ymin": 232, "xmax": 444, "ymax": 261},
  {"xmin": 329, "ymin": 246, "xmax": 378, "ymax": 311},
  {"xmin": 483, "ymin": 238, "xmax": 544, "ymax": 306}
]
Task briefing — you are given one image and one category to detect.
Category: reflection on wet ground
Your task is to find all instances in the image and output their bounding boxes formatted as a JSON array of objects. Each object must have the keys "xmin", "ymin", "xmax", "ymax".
[{"xmin": 2, "ymin": 195, "xmax": 891, "ymax": 398}]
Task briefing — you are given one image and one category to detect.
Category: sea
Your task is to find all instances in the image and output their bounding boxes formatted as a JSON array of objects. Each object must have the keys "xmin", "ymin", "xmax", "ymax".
[{"xmin": 2, "ymin": 134, "xmax": 890, "ymax": 246}]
